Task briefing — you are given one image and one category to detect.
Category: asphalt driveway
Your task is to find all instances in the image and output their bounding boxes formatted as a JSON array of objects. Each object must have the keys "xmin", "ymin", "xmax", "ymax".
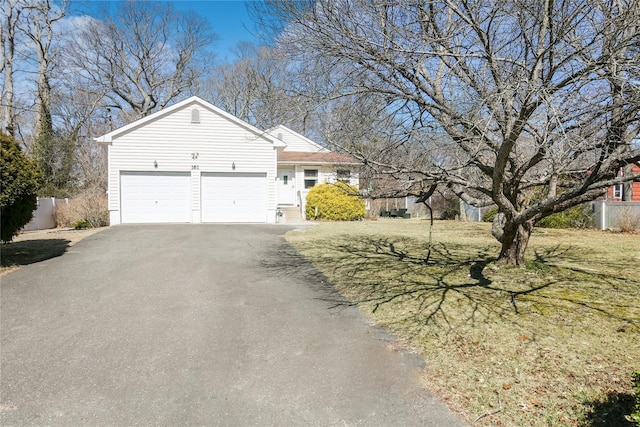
[{"xmin": 1, "ymin": 225, "xmax": 465, "ymax": 426}]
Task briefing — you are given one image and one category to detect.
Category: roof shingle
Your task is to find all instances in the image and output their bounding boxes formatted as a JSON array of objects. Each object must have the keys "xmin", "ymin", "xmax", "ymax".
[{"xmin": 278, "ymin": 151, "xmax": 360, "ymax": 164}]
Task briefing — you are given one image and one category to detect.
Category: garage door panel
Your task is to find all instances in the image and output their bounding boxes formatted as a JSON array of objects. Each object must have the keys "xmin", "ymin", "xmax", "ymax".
[
  {"xmin": 201, "ymin": 173, "xmax": 267, "ymax": 223},
  {"xmin": 121, "ymin": 172, "xmax": 191, "ymax": 224}
]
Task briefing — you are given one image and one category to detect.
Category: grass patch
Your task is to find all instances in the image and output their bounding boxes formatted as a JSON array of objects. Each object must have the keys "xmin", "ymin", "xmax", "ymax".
[{"xmin": 286, "ymin": 219, "xmax": 640, "ymax": 426}]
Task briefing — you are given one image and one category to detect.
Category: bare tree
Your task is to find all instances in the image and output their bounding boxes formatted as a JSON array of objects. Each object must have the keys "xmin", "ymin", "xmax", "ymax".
[
  {"xmin": 51, "ymin": 86, "xmax": 108, "ymax": 191},
  {"xmin": 0, "ymin": 0, "xmax": 22, "ymax": 136},
  {"xmin": 63, "ymin": 0, "xmax": 216, "ymax": 119},
  {"xmin": 256, "ymin": 0, "xmax": 640, "ymax": 265},
  {"xmin": 13, "ymin": 0, "xmax": 70, "ymax": 195},
  {"xmin": 20, "ymin": 0, "xmax": 66, "ymax": 140},
  {"xmin": 204, "ymin": 43, "xmax": 317, "ymax": 131}
]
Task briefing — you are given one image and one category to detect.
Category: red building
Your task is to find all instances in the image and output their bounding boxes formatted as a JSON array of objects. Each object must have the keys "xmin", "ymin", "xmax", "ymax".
[{"xmin": 607, "ymin": 162, "xmax": 640, "ymax": 201}]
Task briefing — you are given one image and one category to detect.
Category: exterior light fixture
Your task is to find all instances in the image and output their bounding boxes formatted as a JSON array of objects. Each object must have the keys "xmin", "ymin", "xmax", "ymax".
[
  {"xmin": 232, "ymin": 162, "xmax": 236, "ymax": 170},
  {"xmin": 154, "ymin": 160, "xmax": 158, "ymax": 169}
]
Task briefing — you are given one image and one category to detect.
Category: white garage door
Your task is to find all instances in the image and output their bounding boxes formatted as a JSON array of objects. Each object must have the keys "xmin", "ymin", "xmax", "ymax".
[
  {"xmin": 120, "ymin": 172, "xmax": 191, "ymax": 224},
  {"xmin": 201, "ymin": 172, "xmax": 267, "ymax": 223}
]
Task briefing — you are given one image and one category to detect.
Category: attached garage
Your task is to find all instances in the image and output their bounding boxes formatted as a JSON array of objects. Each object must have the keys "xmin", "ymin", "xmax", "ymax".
[
  {"xmin": 201, "ymin": 173, "xmax": 267, "ymax": 223},
  {"xmin": 98, "ymin": 96, "xmax": 284, "ymax": 225},
  {"xmin": 120, "ymin": 172, "xmax": 191, "ymax": 224}
]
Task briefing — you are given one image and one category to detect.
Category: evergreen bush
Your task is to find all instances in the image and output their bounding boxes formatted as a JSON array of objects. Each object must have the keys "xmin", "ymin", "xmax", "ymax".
[
  {"xmin": 0, "ymin": 134, "xmax": 42, "ymax": 242},
  {"xmin": 537, "ymin": 204, "xmax": 594, "ymax": 229},
  {"xmin": 483, "ymin": 207, "xmax": 499, "ymax": 222},
  {"xmin": 483, "ymin": 204, "xmax": 594, "ymax": 229},
  {"xmin": 305, "ymin": 182, "xmax": 365, "ymax": 221}
]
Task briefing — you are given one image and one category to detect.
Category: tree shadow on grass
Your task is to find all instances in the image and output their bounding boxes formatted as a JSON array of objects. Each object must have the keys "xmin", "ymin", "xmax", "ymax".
[
  {"xmin": 265, "ymin": 233, "xmax": 640, "ymax": 424},
  {"xmin": 261, "ymin": 238, "xmax": 353, "ymax": 310},
  {"xmin": 582, "ymin": 390, "xmax": 636, "ymax": 427},
  {"xmin": 268, "ymin": 234, "xmax": 640, "ymax": 334},
  {"xmin": 1, "ymin": 239, "xmax": 71, "ymax": 271}
]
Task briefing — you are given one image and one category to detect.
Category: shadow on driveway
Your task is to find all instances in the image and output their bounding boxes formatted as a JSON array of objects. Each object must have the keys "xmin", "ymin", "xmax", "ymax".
[{"xmin": 1, "ymin": 239, "xmax": 70, "ymax": 270}]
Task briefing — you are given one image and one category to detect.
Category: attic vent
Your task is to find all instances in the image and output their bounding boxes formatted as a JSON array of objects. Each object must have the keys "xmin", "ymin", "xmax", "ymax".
[
  {"xmin": 277, "ymin": 133, "xmax": 283, "ymax": 140},
  {"xmin": 191, "ymin": 108, "xmax": 200, "ymax": 123}
]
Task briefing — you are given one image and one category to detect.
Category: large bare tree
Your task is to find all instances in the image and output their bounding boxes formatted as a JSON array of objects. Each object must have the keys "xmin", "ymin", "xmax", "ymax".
[
  {"xmin": 203, "ymin": 43, "xmax": 319, "ymax": 132},
  {"xmin": 256, "ymin": 0, "xmax": 640, "ymax": 265},
  {"xmin": 20, "ymin": 0, "xmax": 66, "ymax": 141},
  {"xmin": 15, "ymin": 0, "xmax": 70, "ymax": 195},
  {"xmin": 63, "ymin": 0, "xmax": 216, "ymax": 119},
  {"xmin": 0, "ymin": 0, "xmax": 22, "ymax": 137}
]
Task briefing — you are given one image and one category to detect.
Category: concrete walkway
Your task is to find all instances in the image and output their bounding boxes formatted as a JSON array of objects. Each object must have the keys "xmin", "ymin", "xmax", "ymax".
[{"xmin": 1, "ymin": 225, "xmax": 466, "ymax": 426}]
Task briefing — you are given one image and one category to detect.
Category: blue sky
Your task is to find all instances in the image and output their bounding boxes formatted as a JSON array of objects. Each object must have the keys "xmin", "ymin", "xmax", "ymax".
[
  {"xmin": 171, "ymin": 0, "xmax": 260, "ymax": 60},
  {"xmin": 70, "ymin": 0, "xmax": 261, "ymax": 61}
]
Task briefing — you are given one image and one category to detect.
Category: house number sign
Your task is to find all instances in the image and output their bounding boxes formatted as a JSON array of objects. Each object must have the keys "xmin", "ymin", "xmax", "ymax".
[{"xmin": 191, "ymin": 152, "xmax": 199, "ymax": 170}]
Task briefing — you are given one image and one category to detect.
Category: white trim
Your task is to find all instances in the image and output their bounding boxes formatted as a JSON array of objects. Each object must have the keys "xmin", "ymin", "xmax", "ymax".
[{"xmin": 613, "ymin": 184, "xmax": 623, "ymax": 199}]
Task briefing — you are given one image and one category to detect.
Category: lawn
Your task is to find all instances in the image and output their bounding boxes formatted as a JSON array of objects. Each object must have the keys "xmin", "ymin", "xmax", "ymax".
[{"xmin": 286, "ymin": 219, "xmax": 640, "ymax": 426}]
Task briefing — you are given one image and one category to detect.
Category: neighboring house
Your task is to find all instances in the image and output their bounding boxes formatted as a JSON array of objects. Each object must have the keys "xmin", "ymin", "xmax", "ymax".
[
  {"xmin": 606, "ymin": 162, "xmax": 640, "ymax": 201},
  {"xmin": 97, "ymin": 97, "xmax": 359, "ymax": 225},
  {"xmin": 268, "ymin": 125, "xmax": 360, "ymax": 215}
]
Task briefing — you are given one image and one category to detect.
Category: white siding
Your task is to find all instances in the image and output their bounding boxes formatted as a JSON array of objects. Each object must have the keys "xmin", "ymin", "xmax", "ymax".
[
  {"xmin": 270, "ymin": 125, "xmax": 328, "ymax": 153},
  {"xmin": 106, "ymin": 100, "xmax": 278, "ymax": 224}
]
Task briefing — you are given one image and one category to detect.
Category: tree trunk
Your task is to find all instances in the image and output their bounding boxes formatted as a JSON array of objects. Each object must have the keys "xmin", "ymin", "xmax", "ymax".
[
  {"xmin": 497, "ymin": 220, "xmax": 533, "ymax": 266},
  {"xmin": 35, "ymin": 60, "xmax": 52, "ymax": 140},
  {"xmin": 1, "ymin": 0, "xmax": 20, "ymax": 137}
]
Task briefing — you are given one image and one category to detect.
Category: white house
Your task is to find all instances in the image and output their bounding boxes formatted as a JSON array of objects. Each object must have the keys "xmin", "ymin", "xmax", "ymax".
[
  {"xmin": 97, "ymin": 97, "xmax": 360, "ymax": 225},
  {"xmin": 268, "ymin": 125, "xmax": 360, "ymax": 215}
]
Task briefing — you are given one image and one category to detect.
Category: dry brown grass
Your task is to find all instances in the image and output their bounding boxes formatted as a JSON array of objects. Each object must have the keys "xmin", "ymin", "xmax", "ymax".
[
  {"xmin": 616, "ymin": 208, "xmax": 640, "ymax": 233},
  {"xmin": 286, "ymin": 219, "xmax": 640, "ymax": 426},
  {"xmin": 55, "ymin": 187, "xmax": 109, "ymax": 228}
]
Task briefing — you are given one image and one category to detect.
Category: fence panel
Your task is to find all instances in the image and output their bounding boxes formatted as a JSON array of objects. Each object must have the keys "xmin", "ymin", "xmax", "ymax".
[
  {"xmin": 22, "ymin": 198, "xmax": 68, "ymax": 231},
  {"xmin": 592, "ymin": 201, "xmax": 640, "ymax": 230}
]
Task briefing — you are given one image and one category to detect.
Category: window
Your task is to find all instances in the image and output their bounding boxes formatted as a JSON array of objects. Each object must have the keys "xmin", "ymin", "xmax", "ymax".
[
  {"xmin": 304, "ymin": 169, "xmax": 318, "ymax": 189},
  {"xmin": 191, "ymin": 108, "xmax": 200, "ymax": 123},
  {"xmin": 337, "ymin": 169, "xmax": 351, "ymax": 183},
  {"xmin": 613, "ymin": 184, "xmax": 623, "ymax": 199}
]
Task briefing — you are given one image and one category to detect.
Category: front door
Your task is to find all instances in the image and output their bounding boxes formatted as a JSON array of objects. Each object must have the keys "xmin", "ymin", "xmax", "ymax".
[{"xmin": 277, "ymin": 169, "xmax": 295, "ymax": 205}]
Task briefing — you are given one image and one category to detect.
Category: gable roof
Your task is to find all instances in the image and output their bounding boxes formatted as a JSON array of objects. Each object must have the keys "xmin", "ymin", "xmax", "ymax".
[
  {"xmin": 266, "ymin": 125, "xmax": 329, "ymax": 153},
  {"xmin": 278, "ymin": 151, "xmax": 361, "ymax": 165},
  {"xmin": 95, "ymin": 96, "xmax": 285, "ymax": 147}
]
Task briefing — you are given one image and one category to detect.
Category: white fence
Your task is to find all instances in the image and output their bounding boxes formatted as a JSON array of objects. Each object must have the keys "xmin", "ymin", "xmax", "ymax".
[
  {"xmin": 22, "ymin": 197, "xmax": 68, "ymax": 231},
  {"xmin": 592, "ymin": 200, "xmax": 640, "ymax": 230}
]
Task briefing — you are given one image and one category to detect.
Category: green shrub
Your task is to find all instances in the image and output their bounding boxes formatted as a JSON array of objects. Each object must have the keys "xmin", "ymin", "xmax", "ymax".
[
  {"xmin": 440, "ymin": 206, "xmax": 459, "ymax": 220},
  {"xmin": 72, "ymin": 219, "xmax": 91, "ymax": 229},
  {"xmin": 305, "ymin": 182, "xmax": 365, "ymax": 221},
  {"xmin": 483, "ymin": 207, "xmax": 499, "ymax": 222},
  {"xmin": 0, "ymin": 133, "xmax": 42, "ymax": 242},
  {"xmin": 537, "ymin": 204, "xmax": 594, "ymax": 229},
  {"xmin": 631, "ymin": 370, "xmax": 640, "ymax": 425},
  {"xmin": 483, "ymin": 204, "xmax": 594, "ymax": 228}
]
